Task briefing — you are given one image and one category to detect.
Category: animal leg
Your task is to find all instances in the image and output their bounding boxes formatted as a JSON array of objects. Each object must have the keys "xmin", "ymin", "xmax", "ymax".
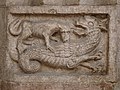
[
  {"xmin": 67, "ymin": 52, "xmax": 102, "ymax": 69},
  {"xmin": 79, "ymin": 63, "xmax": 96, "ymax": 71},
  {"xmin": 43, "ymin": 32, "xmax": 55, "ymax": 52}
]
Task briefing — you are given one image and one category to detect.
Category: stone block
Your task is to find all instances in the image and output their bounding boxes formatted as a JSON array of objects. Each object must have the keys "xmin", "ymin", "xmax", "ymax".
[
  {"xmin": 2, "ymin": 81, "xmax": 114, "ymax": 90},
  {"xmin": 0, "ymin": 0, "xmax": 6, "ymax": 6},
  {"xmin": 6, "ymin": 0, "xmax": 43, "ymax": 6},
  {"xmin": 0, "ymin": 8, "xmax": 6, "ymax": 77},
  {"xmin": 6, "ymin": 0, "xmax": 79, "ymax": 6},
  {"xmin": 1, "ymin": 1, "xmax": 120, "ymax": 90},
  {"xmin": 0, "ymin": 8, "xmax": 6, "ymax": 89},
  {"xmin": 2, "ymin": 5, "xmax": 117, "ymax": 90},
  {"xmin": 117, "ymin": 0, "xmax": 120, "ymax": 4},
  {"xmin": 6, "ymin": 0, "xmax": 117, "ymax": 6},
  {"xmin": 114, "ymin": 5, "xmax": 120, "ymax": 90},
  {"xmin": 43, "ymin": 0, "xmax": 79, "ymax": 5},
  {"xmin": 6, "ymin": 0, "xmax": 29, "ymax": 6},
  {"xmin": 80, "ymin": 0, "xmax": 117, "ymax": 5}
]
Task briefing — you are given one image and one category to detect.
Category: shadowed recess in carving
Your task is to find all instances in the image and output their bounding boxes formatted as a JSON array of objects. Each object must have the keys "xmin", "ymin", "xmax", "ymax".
[{"xmin": 8, "ymin": 14, "xmax": 109, "ymax": 74}]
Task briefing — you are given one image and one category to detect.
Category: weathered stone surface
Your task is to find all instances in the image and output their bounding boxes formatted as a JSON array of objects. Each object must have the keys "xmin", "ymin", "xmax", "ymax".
[
  {"xmin": 117, "ymin": 0, "xmax": 120, "ymax": 4},
  {"xmin": 30, "ymin": 0, "xmax": 43, "ymax": 6},
  {"xmin": 2, "ymin": 5, "xmax": 116, "ymax": 90},
  {"xmin": 0, "ymin": 7, "xmax": 6, "ymax": 77},
  {"xmin": 6, "ymin": 0, "xmax": 79, "ymax": 6},
  {"xmin": 43, "ymin": 0, "xmax": 79, "ymax": 5},
  {"xmin": 2, "ymin": 81, "xmax": 115, "ymax": 90},
  {"xmin": 6, "ymin": 0, "xmax": 117, "ymax": 6},
  {"xmin": 9, "ymin": 6, "xmax": 117, "ymax": 78},
  {"xmin": 114, "ymin": 5, "xmax": 120, "ymax": 90},
  {"xmin": 0, "ymin": 0, "xmax": 120, "ymax": 90},
  {"xmin": 0, "ymin": 7, "xmax": 6, "ymax": 90},
  {"xmin": 80, "ymin": 0, "xmax": 117, "ymax": 5},
  {"xmin": 9, "ymin": 0, "xmax": 44, "ymax": 6},
  {"xmin": 0, "ymin": 0, "xmax": 6, "ymax": 6}
]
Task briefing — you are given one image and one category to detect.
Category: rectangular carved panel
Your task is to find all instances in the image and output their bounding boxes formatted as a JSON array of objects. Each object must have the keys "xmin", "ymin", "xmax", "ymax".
[
  {"xmin": 7, "ymin": 6, "xmax": 117, "ymax": 85},
  {"xmin": 8, "ymin": 14, "xmax": 109, "ymax": 75}
]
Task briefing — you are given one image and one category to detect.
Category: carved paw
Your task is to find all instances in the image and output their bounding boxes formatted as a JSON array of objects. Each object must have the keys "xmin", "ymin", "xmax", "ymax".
[
  {"xmin": 90, "ymin": 52, "xmax": 102, "ymax": 61},
  {"xmin": 67, "ymin": 58, "xmax": 83, "ymax": 69},
  {"xmin": 94, "ymin": 55, "xmax": 101, "ymax": 60},
  {"xmin": 96, "ymin": 51, "xmax": 103, "ymax": 57}
]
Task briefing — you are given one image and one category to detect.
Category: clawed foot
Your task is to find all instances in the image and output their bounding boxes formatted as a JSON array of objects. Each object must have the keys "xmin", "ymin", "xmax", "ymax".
[
  {"xmin": 67, "ymin": 51, "xmax": 103, "ymax": 69},
  {"xmin": 91, "ymin": 51, "xmax": 103, "ymax": 61}
]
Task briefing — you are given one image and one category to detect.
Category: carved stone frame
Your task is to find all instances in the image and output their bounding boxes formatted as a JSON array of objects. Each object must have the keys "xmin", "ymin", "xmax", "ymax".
[{"xmin": 7, "ymin": 6, "xmax": 117, "ymax": 84}]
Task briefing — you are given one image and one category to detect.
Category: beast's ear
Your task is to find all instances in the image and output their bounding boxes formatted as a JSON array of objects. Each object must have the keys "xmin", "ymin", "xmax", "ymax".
[
  {"xmin": 9, "ymin": 18, "xmax": 23, "ymax": 36},
  {"xmin": 101, "ymin": 18, "xmax": 108, "ymax": 24},
  {"xmin": 99, "ymin": 18, "xmax": 108, "ymax": 32}
]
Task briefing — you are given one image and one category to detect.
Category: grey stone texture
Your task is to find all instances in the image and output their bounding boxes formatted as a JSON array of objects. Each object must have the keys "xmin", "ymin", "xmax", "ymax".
[
  {"xmin": 0, "ymin": 0, "xmax": 6, "ymax": 6},
  {"xmin": 117, "ymin": 0, "xmax": 120, "ymax": 4},
  {"xmin": 114, "ymin": 4, "xmax": 120, "ymax": 90},
  {"xmin": 0, "ymin": 7, "xmax": 6, "ymax": 90},
  {"xmin": 0, "ymin": 8, "xmax": 6, "ymax": 73},
  {"xmin": 6, "ymin": 0, "xmax": 117, "ymax": 6},
  {"xmin": 80, "ymin": 0, "xmax": 117, "ymax": 5},
  {"xmin": 6, "ymin": 0, "xmax": 43, "ymax": 6},
  {"xmin": 0, "ymin": 0, "xmax": 120, "ymax": 90}
]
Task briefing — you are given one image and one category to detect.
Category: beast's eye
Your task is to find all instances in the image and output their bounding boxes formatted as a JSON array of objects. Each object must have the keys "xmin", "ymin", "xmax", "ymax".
[{"xmin": 88, "ymin": 21, "xmax": 94, "ymax": 26}]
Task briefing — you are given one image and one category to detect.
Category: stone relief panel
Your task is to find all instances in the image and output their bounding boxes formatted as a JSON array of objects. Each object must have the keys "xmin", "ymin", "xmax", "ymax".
[{"xmin": 8, "ymin": 14, "xmax": 109, "ymax": 75}]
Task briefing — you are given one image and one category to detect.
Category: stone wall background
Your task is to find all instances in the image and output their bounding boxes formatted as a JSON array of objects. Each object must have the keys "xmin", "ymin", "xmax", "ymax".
[
  {"xmin": 115, "ymin": 0, "xmax": 120, "ymax": 90},
  {"xmin": 0, "ymin": 0, "xmax": 6, "ymax": 90},
  {"xmin": 0, "ymin": 0, "xmax": 120, "ymax": 90},
  {"xmin": 6, "ymin": 0, "xmax": 117, "ymax": 6}
]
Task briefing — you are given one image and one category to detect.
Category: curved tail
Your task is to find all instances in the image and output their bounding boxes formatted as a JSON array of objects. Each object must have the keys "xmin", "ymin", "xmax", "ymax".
[{"xmin": 19, "ymin": 47, "xmax": 41, "ymax": 73}]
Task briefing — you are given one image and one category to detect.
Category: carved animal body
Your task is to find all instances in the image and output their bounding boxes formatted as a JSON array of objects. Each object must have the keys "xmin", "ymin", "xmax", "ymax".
[
  {"xmin": 18, "ymin": 20, "xmax": 66, "ymax": 52},
  {"xmin": 9, "ymin": 19, "xmax": 72, "ymax": 54}
]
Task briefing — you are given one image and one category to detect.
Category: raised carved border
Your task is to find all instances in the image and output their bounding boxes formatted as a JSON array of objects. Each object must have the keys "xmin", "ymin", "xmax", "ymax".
[{"xmin": 8, "ymin": 6, "xmax": 117, "ymax": 83}]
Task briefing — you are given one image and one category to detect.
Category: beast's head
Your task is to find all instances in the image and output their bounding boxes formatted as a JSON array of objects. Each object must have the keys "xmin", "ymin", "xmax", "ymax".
[
  {"xmin": 59, "ymin": 24, "xmax": 71, "ymax": 43},
  {"xmin": 74, "ymin": 15, "xmax": 108, "ymax": 32}
]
